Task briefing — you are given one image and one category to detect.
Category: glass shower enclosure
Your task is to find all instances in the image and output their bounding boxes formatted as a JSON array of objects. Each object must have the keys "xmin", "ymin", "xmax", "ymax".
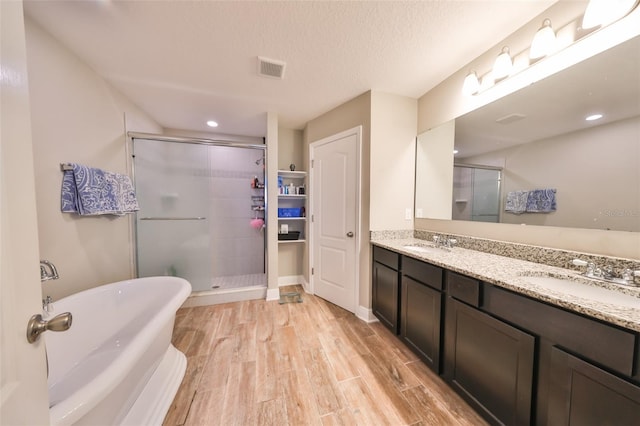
[
  {"xmin": 132, "ymin": 136, "xmax": 266, "ymax": 292},
  {"xmin": 452, "ymin": 165, "xmax": 502, "ymax": 223}
]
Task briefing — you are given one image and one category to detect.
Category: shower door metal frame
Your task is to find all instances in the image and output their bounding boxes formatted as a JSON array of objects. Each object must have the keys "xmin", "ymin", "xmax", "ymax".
[
  {"xmin": 453, "ymin": 163, "xmax": 503, "ymax": 223},
  {"xmin": 128, "ymin": 132, "xmax": 268, "ymax": 280}
]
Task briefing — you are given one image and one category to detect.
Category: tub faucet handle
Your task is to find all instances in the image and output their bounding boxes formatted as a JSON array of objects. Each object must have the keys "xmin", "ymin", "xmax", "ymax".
[{"xmin": 40, "ymin": 260, "xmax": 59, "ymax": 282}]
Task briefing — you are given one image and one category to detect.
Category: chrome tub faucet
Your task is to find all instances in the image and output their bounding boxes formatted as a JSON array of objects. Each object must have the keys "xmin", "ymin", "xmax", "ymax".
[{"xmin": 40, "ymin": 260, "xmax": 59, "ymax": 282}]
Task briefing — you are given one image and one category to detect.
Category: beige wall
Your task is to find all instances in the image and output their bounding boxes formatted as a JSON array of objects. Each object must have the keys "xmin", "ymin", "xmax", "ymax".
[
  {"xmin": 278, "ymin": 127, "xmax": 304, "ymax": 171},
  {"xmin": 463, "ymin": 116, "xmax": 640, "ymax": 232},
  {"xmin": 370, "ymin": 92, "xmax": 417, "ymax": 231},
  {"xmin": 305, "ymin": 92, "xmax": 372, "ymax": 310},
  {"xmin": 304, "ymin": 91, "xmax": 418, "ymax": 311},
  {"xmin": 25, "ymin": 18, "xmax": 162, "ymax": 300},
  {"xmin": 416, "ymin": 3, "xmax": 640, "ymax": 260}
]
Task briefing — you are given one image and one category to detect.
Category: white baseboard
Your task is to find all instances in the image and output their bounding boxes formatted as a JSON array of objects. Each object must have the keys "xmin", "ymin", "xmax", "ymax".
[
  {"xmin": 266, "ymin": 288, "xmax": 280, "ymax": 301},
  {"xmin": 356, "ymin": 305, "xmax": 379, "ymax": 323},
  {"xmin": 278, "ymin": 275, "xmax": 305, "ymax": 286}
]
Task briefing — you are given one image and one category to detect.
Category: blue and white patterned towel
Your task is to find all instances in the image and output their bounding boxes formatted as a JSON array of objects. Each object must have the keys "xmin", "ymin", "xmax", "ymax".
[
  {"xmin": 505, "ymin": 190, "xmax": 529, "ymax": 214},
  {"xmin": 61, "ymin": 163, "xmax": 139, "ymax": 215},
  {"xmin": 526, "ymin": 188, "xmax": 557, "ymax": 213}
]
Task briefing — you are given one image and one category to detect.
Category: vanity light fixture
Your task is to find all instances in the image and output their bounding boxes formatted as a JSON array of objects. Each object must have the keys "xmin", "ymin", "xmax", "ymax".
[
  {"xmin": 582, "ymin": 0, "xmax": 639, "ymax": 30},
  {"xmin": 530, "ymin": 19, "xmax": 556, "ymax": 60},
  {"xmin": 492, "ymin": 47, "xmax": 513, "ymax": 81},
  {"xmin": 461, "ymin": 0, "xmax": 639, "ymax": 96},
  {"xmin": 585, "ymin": 113, "xmax": 603, "ymax": 121},
  {"xmin": 462, "ymin": 71, "xmax": 481, "ymax": 95},
  {"xmin": 206, "ymin": 120, "xmax": 219, "ymax": 128}
]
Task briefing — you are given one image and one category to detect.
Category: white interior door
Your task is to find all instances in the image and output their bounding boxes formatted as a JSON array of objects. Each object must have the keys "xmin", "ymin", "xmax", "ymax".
[
  {"xmin": 1, "ymin": 1, "xmax": 51, "ymax": 423},
  {"xmin": 310, "ymin": 128, "xmax": 360, "ymax": 313}
]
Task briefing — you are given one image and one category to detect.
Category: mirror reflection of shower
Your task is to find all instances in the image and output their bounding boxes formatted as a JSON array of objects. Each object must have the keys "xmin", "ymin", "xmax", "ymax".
[
  {"xmin": 453, "ymin": 164, "xmax": 502, "ymax": 223},
  {"xmin": 132, "ymin": 137, "xmax": 267, "ymax": 293}
]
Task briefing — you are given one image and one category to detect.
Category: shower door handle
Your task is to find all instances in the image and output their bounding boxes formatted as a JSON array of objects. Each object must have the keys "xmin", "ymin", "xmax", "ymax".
[{"xmin": 139, "ymin": 217, "xmax": 206, "ymax": 221}]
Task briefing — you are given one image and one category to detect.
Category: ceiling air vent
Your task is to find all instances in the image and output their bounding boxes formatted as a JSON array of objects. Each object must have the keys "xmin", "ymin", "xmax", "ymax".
[
  {"xmin": 495, "ymin": 113, "xmax": 526, "ymax": 125},
  {"xmin": 258, "ymin": 56, "xmax": 286, "ymax": 79}
]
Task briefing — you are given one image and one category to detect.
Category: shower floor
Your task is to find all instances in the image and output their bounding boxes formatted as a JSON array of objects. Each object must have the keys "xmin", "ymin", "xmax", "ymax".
[{"xmin": 210, "ymin": 273, "xmax": 266, "ymax": 290}]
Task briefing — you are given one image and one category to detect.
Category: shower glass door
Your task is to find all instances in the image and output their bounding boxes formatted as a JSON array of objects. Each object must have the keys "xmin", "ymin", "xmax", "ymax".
[
  {"xmin": 134, "ymin": 139, "xmax": 212, "ymax": 291},
  {"xmin": 133, "ymin": 137, "xmax": 266, "ymax": 292}
]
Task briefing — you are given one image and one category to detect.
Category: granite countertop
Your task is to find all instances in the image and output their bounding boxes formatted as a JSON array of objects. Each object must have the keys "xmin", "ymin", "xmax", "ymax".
[{"xmin": 372, "ymin": 238, "xmax": 640, "ymax": 332}]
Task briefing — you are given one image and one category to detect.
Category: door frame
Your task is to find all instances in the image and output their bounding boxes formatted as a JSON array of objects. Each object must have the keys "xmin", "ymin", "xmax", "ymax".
[{"xmin": 308, "ymin": 126, "xmax": 362, "ymax": 311}]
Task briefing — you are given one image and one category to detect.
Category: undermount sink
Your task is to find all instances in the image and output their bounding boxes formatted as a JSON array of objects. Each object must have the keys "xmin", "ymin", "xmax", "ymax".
[
  {"xmin": 402, "ymin": 244, "xmax": 448, "ymax": 254},
  {"xmin": 519, "ymin": 273, "xmax": 640, "ymax": 309}
]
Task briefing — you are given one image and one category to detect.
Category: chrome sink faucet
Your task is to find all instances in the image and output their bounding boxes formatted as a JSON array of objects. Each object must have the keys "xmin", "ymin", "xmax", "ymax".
[
  {"xmin": 432, "ymin": 234, "xmax": 457, "ymax": 249},
  {"xmin": 572, "ymin": 259, "xmax": 640, "ymax": 287},
  {"xmin": 40, "ymin": 260, "xmax": 59, "ymax": 282}
]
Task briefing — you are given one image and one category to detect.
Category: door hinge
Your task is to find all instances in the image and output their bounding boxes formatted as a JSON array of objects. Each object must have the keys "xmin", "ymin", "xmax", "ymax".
[
  {"xmin": 311, "ymin": 214, "xmax": 314, "ymax": 222},
  {"xmin": 311, "ymin": 159, "xmax": 314, "ymax": 168},
  {"xmin": 311, "ymin": 267, "xmax": 314, "ymax": 275}
]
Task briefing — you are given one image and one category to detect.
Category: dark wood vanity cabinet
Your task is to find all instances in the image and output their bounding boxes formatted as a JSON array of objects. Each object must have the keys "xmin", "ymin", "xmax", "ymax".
[
  {"xmin": 444, "ymin": 285, "xmax": 535, "ymax": 425},
  {"xmin": 370, "ymin": 245, "xmax": 640, "ymax": 426},
  {"xmin": 400, "ymin": 257, "xmax": 443, "ymax": 372},
  {"xmin": 546, "ymin": 347, "xmax": 640, "ymax": 425},
  {"xmin": 372, "ymin": 246, "xmax": 400, "ymax": 334}
]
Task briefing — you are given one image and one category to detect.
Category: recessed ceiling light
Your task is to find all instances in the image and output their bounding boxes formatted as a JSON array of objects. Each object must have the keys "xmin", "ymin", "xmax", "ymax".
[
  {"xmin": 206, "ymin": 120, "xmax": 218, "ymax": 128},
  {"xmin": 453, "ymin": 149, "xmax": 459, "ymax": 154},
  {"xmin": 585, "ymin": 114, "xmax": 603, "ymax": 121}
]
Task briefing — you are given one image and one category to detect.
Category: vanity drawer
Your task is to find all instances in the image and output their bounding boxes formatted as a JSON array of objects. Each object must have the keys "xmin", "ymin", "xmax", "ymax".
[
  {"xmin": 403, "ymin": 256, "xmax": 443, "ymax": 290},
  {"xmin": 484, "ymin": 284, "xmax": 637, "ymax": 377},
  {"xmin": 447, "ymin": 271, "xmax": 481, "ymax": 307},
  {"xmin": 373, "ymin": 246, "xmax": 399, "ymax": 270}
]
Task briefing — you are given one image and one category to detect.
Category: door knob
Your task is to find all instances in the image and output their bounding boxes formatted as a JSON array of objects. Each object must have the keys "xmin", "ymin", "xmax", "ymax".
[
  {"xmin": 26, "ymin": 312, "xmax": 72, "ymax": 344},
  {"xmin": 346, "ymin": 231, "xmax": 354, "ymax": 238}
]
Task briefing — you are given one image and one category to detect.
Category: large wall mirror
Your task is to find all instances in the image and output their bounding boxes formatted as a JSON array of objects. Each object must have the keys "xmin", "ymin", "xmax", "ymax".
[{"xmin": 415, "ymin": 35, "xmax": 640, "ymax": 232}]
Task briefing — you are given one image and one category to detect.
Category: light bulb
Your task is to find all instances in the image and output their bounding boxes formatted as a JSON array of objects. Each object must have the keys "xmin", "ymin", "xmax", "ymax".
[
  {"xmin": 493, "ymin": 47, "xmax": 513, "ymax": 81},
  {"xmin": 582, "ymin": 0, "xmax": 639, "ymax": 29},
  {"xmin": 530, "ymin": 19, "xmax": 556, "ymax": 60},
  {"xmin": 462, "ymin": 71, "xmax": 480, "ymax": 96}
]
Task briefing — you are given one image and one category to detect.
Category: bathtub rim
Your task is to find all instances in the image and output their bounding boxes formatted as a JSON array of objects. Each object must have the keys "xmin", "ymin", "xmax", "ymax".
[{"xmin": 48, "ymin": 276, "xmax": 191, "ymax": 425}]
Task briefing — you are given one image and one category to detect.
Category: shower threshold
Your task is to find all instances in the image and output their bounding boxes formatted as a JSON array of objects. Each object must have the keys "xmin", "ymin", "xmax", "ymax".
[{"xmin": 210, "ymin": 273, "xmax": 266, "ymax": 290}]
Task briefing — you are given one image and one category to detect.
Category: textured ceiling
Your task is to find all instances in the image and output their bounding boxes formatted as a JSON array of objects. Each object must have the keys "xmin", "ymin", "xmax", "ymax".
[{"xmin": 24, "ymin": 0, "xmax": 557, "ymax": 137}]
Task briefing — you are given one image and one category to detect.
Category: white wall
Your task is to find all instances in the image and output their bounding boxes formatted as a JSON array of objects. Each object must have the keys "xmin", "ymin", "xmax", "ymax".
[
  {"xmin": 415, "ymin": 120, "xmax": 455, "ymax": 220},
  {"xmin": 370, "ymin": 92, "xmax": 417, "ymax": 231},
  {"xmin": 25, "ymin": 18, "xmax": 162, "ymax": 300}
]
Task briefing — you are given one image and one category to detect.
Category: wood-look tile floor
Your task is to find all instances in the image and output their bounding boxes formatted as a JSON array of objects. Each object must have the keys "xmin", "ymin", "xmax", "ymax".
[{"xmin": 164, "ymin": 285, "xmax": 488, "ymax": 426}]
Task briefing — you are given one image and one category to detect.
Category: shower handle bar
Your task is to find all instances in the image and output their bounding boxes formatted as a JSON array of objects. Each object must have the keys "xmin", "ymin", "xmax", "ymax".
[{"xmin": 139, "ymin": 217, "xmax": 206, "ymax": 221}]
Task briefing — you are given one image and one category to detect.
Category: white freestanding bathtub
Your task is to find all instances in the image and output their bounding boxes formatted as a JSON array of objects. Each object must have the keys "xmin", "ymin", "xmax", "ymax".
[{"xmin": 45, "ymin": 276, "xmax": 191, "ymax": 425}]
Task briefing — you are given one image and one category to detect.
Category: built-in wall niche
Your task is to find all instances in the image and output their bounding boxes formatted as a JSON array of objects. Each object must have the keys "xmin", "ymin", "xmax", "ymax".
[{"xmin": 415, "ymin": 35, "xmax": 640, "ymax": 232}]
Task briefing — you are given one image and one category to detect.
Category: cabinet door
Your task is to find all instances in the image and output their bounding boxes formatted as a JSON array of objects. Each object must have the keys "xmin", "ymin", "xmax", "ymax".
[
  {"xmin": 401, "ymin": 276, "xmax": 442, "ymax": 372},
  {"xmin": 444, "ymin": 298, "xmax": 535, "ymax": 426},
  {"xmin": 372, "ymin": 261, "xmax": 399, "ymax": 334},
  {"xmin": 547, "ymin": 347, "xmax": 640, "ymax": 425}
]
